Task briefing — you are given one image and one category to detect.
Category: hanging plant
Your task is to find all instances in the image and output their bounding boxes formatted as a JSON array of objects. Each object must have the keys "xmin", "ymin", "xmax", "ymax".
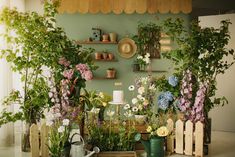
[{"xmin": 133, "ymin": 22, "xmax": 161, "ymax": 58}]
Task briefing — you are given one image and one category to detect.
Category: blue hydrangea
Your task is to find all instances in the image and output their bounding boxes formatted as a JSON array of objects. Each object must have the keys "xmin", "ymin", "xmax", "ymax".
[
  {"xmin": 168, "ymin": 76, "xmax": 178, "ymax": 87},
  {"xmin": 158, "ymin": 98, "xmax": 169, "ymax": 111},
  {"xmin": 164, "ymin": 91, "xmax": 174, "ymax": 102}
]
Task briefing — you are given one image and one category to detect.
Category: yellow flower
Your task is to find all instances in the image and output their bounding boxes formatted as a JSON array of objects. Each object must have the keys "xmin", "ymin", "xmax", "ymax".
[
  {"xmin": 146, "ymin": 126, "xmax": 152, "ymax": 133},
  {"xmin": 102, "ymin": 102, "xmax": 107, "ymax": 107},
  {"xmin": 156, "ymin": 126, "xmax": 169, "ymax": 137}
]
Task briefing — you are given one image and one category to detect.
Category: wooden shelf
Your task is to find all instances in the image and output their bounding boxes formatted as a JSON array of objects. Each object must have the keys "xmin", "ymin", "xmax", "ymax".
[
  {"xmin": 92, "ymin": 77, "xmax": 117, "ymax": 80},
  {"xmin": 77, "ymin": 41, "xmax": 118, "ymax": 44},
  {"xmin": 94, "ymin": 59, "xmax": 118, "ymax": 62},
  {"xmin": 133, "ymin": 70, "xmax": 167, "ymax": 73}
]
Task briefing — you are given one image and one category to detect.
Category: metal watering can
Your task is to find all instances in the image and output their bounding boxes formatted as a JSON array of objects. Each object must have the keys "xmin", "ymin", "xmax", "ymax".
[
  {"xmin": 70, "ymin": 133, "xmax": 100, "ymax": 157},
  {"xmin": 135, "ymin": 133, "xmax": 164, "ymax": 157}
]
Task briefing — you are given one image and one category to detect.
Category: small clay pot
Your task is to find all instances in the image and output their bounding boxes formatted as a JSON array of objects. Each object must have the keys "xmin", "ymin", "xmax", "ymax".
[
  {"xmin": 108, "ymin": 53, "xmax": 114, "ymax": 60},
  {"xmin": 102, "ymin": 53, "xmax": 108, "ymax": 60},
  {"xmin": 106, "ymin": 69, "xmax": 116, "ymax": 78},
  {"xmin": 95, "ymin": 52, "xmax": 102, "ymax": 60},
  {"xmin": 102, "ymin": 34, "xmax": 109, "ymax": 42}
]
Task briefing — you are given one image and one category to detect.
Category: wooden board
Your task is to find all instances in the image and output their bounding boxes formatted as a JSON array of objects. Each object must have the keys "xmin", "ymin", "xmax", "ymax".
[
  {"xmin": 135, "ymin": 0, "xmax": 147, "ymax": 14},
  {"xmin": 147, "ymin": 0, "xmax": 157, "ymax": 14},
  {"xmin": 113, "ymin": 0, "xmax": 125, "ymax": 14},
  {"xmin": 124, "ymin": 0, "xmax": 136, "ymax": 14},
  {"xmin": 97, "ymin": 151, "xmax": 137, "ymax": 157},
  {"xmin": 89, "ymin": 0, "xmax": 101, "ymax": 14},
  {"xmin": 30, "ymin": 124, "xmax": 39, "ymax": 157},
  {"xmin": 184, "ymin": 120, "xmax": 193, "ymax": 155},
  {"xmin": 195, "ymin": 121, "xmax": 204, "ymax": 157},
  {"xmin": 100, "ymin": 0, "xmax": 112, "ymax": 14},
  {"xmin": 41, "ymin": 123, "xmax": 49, "ymax": 157},
  {"xmin": 170, "ymin": 0, "xmax": 180, "ymax": 14},
  {"xmin": 175, "ymin": 120, "xmax": 184, "ymax": 154}
]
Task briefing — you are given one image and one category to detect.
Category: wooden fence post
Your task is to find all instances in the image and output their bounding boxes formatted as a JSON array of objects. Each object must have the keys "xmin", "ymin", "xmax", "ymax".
[
  {"xmin": 30, "ymin": 124, "xmax": 39, "ymax": 157},
  {"xmin": 184, "ymin": 120, "xmax": 193, "ymax": 155},
  {"xmin": 175, "ymin": 119, "xmax": 184, "ymax": 154},
  {"xmin": 195, "ymin": 121, "xmax": 204, "ymax": 157},
  {"xmin": 41, "ymin": 123, "xmax": 49, "ymax": 157},
  {"xmin": 166, "ymin": 119, "xmax": 174, "ymax": 154}
]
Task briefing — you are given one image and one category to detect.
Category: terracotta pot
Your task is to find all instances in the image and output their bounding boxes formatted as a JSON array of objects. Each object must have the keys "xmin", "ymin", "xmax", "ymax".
[
  {"xmin": 102, "ymin": 34, "xmax": 109, "ymax": 42},
  {"xmin": 95, "ymin": 52, "xmax": 102, "ymax": 60},
  {"xmin": 106, "ymin": 69, "xmax": 116, "ymax": 78},
  {"xmin": 108, "ymin": 53, "xmax": 114, "ymax": 60},
  {"xmin": 102, "ymin": 53, "xmax": 108, "ymax": 60}
]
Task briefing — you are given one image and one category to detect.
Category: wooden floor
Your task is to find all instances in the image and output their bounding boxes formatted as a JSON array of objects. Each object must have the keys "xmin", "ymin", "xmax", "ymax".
[{"xmin": 0, "ymin": 131, "xmax": 235, "ymax": 157}]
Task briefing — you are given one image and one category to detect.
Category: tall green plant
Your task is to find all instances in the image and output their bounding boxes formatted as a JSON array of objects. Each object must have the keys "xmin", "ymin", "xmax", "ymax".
[
  {"xmin": 0, "ymin": 0, "xmax": 94, "ymax": 126},
  {"xmin": 162, "ymin": 18, "xmax": 235, "ymax": 113}
]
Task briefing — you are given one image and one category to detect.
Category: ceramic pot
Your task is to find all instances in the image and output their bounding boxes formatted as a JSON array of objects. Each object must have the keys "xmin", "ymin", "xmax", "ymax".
[
  {"xmin": 102, "ymin": 53, "xmax": 108, "ymax": 60},
  {"xmin": 102, "ymin": 34, "xmax": 109, "ymax": 42},
  {"xmin": 106, "ymin": 69, "xmax": 116, "ymax": 78},
  {"xmin": 21, "ymin": 122, "xmax": 31, "ymax": 152},
  {"xmin": 109, "ymin": 33, "xmax": 117, "ymax": 42},
  {"xmin": 95, "ymin": 52, "xmax": 102, "ymax": 60},
  {"xmin": 108, "ymin": 53, "xmax": 114, "ymax": 60},
  {"xmin": 150, "ymin": 136, "xmax": 165, "ymax": 157}
]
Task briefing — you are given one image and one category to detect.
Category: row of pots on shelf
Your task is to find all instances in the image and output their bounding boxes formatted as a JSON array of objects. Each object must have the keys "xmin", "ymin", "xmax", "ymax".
[{"xmin": 95, "ymin": 52, "xmax": 114, "ymax": 60}]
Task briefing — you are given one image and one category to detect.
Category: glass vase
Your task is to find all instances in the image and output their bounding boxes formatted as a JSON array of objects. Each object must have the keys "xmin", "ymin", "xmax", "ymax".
[{"xmin": 21, "ymin": 122, "xmax": 31, "ymax": 152}]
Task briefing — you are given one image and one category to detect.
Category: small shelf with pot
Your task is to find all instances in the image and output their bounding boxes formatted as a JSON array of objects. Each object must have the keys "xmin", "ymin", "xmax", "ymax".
[
  {"xmin": 133, "ymin": 70, "xmax": 167, "ymax": 73},
  {"xmin": 76, "ymin": 41, "xmax": 118, "ymax": 44},
  {"xmin": 92, "ymin": 77, "xmax": 117, "ymax": 80},
  {"xmin": 93, "ymin": 59, "xmax": 118, "ymax": 62}
]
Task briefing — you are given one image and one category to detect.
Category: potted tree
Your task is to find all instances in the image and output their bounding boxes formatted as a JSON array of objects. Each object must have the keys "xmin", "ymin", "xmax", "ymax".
[{"xmin": 0, "ymin": 0, "xmax": 95, "ymax": 152}]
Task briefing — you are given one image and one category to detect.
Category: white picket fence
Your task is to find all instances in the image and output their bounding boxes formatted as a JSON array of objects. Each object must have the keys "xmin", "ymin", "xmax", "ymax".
[
  {"xmin": 30, "ymin": 120, "xmax": 204, "ymax": 157},
  {"xmin": 166, "ymin": 119, "xmax": 204, "ymax": 157},
  {"xmin": 30, "ymin": 123, "xmax": 49, "ymax": 157}
]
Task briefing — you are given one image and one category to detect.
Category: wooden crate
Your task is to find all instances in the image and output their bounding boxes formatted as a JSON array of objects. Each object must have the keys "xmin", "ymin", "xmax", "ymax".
[{"xmin": 95, "ymin": 151, "xmax": 137, "ymax": 157}]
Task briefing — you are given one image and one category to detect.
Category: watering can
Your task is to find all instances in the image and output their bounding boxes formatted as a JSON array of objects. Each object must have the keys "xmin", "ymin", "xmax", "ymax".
[
  {"xmin": 135, "ymin": 133, "xmax": 164, "ymax": 157},
  {"xmin": 70, "ymin": 133, "xmax": 100, "ymax": 157}
]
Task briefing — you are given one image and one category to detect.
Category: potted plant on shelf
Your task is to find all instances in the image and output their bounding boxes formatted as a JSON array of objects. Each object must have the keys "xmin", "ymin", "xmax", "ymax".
[
  {"xmin": 102, "ymin": 50, "xmax": 108, "ymax": 60},
  {"xmin": 95, "ymin": 52, "xmax": 102, "ymax": 60},
  {"xmin": 106, "ymin": 68, "xmax": 116, "ymax": 78},
  {"xmin": 108, "ymin": 53, "xmax": 114, "ymax": 60}
]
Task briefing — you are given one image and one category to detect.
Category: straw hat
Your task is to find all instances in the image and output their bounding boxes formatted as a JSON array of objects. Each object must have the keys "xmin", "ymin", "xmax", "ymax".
[{"xmin": 118, "ymin": 38, "xmax": 137, "ymax": 58}]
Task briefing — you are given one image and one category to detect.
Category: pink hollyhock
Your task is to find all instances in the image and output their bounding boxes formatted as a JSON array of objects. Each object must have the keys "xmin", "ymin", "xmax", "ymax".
[{"xmin": 63, "ymin": 69, "xmax": 74, "ymax": 80}]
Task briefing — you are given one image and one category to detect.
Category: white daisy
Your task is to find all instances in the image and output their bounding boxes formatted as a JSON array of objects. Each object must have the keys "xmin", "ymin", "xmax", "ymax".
[
  {"xmin": 128, "ymin": 85, "xmax": 135, "ymax": 91},
  {"xmin": 132, "ymin": 106, "xmax": 138, "ymax": 112},
  {"xmin": 124, "ymin": 104, "xmax": 131, "ymax": 110},
  {"xmin": 132, "ymin": 98, "xmax": 138, "ymax": 104},
  {"xmin": 107, "ymin": 110, "xmax": 115, "ymax": 117}
]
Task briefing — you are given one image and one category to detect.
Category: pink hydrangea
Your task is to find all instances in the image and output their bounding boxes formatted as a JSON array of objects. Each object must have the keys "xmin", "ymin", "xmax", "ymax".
[
  {"xmin": 76, "ymin": 63, "xmax": 89, "ymax": 73},
  {"xmin": 82, "ymin": 70, "xmax": 93, "ymax": 80}
]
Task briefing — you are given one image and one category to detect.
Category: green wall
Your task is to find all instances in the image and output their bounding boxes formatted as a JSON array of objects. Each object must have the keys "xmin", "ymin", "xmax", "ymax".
[{"xmin": 56, "ymin": 13, "xmax": 190, "ymax": 104}]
